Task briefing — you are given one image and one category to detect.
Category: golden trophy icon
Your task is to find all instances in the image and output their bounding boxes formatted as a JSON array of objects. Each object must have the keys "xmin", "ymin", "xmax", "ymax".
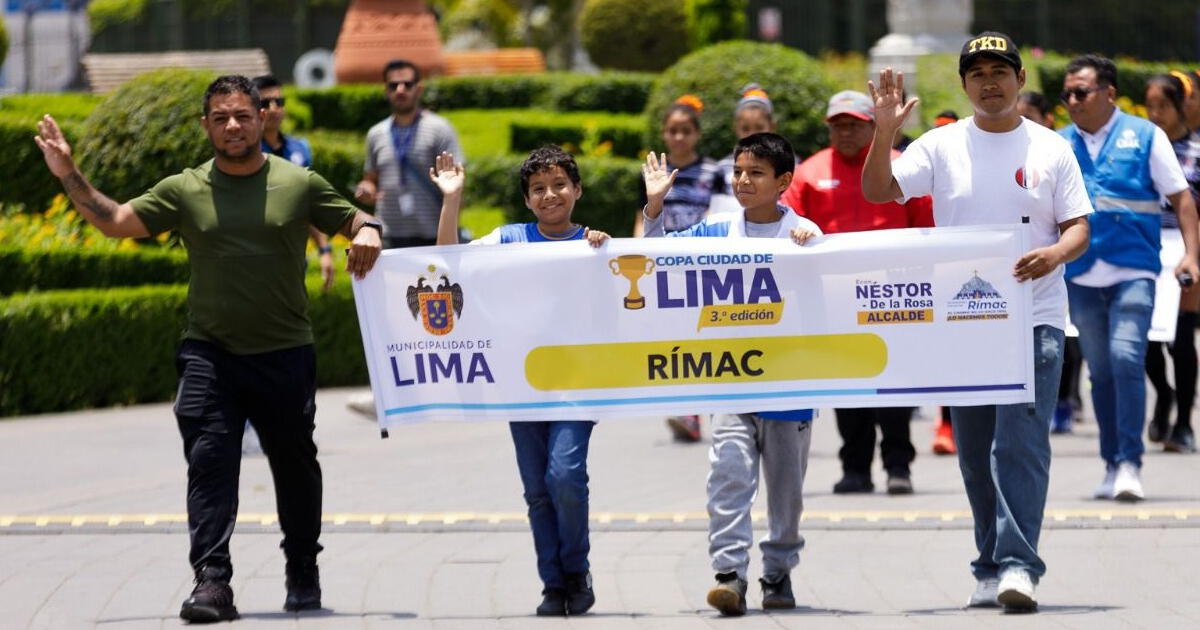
[{"xmin": 609, "ymin": 254, "xmax": 655, "ymax": 310}]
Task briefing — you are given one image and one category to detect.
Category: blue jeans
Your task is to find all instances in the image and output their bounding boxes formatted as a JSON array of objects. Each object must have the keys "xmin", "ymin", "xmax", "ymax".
[
  {"xmin": 951, "ymin": 325, "xmax": 1064, "ymax": 581},
  {"xmin": 1067, "ymin": 279, "xmax": 1155, "ymax": 468},
  {"xmin": 509, "ymin": 421, "xmax": 593, "ymax": 589}
]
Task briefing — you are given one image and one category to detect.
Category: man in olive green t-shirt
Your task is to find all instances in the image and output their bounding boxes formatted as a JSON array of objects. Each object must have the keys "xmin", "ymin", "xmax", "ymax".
[{"xmin": 35, "ymin": 75, "xmax": 383, "ymax": 623}]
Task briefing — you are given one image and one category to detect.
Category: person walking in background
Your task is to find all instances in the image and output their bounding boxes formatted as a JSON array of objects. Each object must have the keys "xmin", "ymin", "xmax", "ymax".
[
  {"xmin": 635, "ymin": 95, "xmax": 725, "ymax": 442},
  {"xmin": 355, "ymin": 59, "xmax": 462, "ymax": 249},
  {"xmin": 1142, "ymin": 72, "xmax": 1200, "ymax": 453},
  {"xmin": 1182, "ymin": 71, "xmax": 1200, "ymax": 132},
  {"xmin": 34, "ymin": 75, "xmax": 383, "ymax": 622},
  {"xmin": 863, "ymin": 31, "xmax": 1092, "ymax": 611},
  {"xmin": 709, "ymin": 83, "xmax": 778, "ymax": 215},
  {"xmin": 1060, "ymin": 55, "xmax": 1200, "ymax": 501},
  {"xmin": 933, "ymin": 110, "xmax": 959, "ymax": 127},
  {"xmin": 782, "ymin": 90, "xmax": 932, "ymax": 495},
  {"xmin": 1018, "ymin": 91, "xmax": 1056, "ymax": 129}
]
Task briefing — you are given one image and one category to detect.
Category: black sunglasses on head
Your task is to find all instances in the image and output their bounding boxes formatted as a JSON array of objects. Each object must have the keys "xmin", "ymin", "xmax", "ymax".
[
  {"xmin": 260, "ymin": 97, "xmax": 286, "ymax": 108},
  {"xmin": 387, "ymin": 80, "xmax": 418, "ymax": 92}
]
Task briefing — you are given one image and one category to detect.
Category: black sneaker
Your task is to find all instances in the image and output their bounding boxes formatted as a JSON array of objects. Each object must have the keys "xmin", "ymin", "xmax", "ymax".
[
  {"xmin": 284, "ymin": 557, "xmax": 322, "ymax": 611},
  {"xmin": 564, "ymin": 571, "xmax": 595, "ymax": 615},
  {"xmin": 1149, "ymin": 391, "xmax": 1173, "ymax": 442},
  {"xmin": 706, "ymin": 571, "xmax": 747, "ymax": 616},
  {"xmin": 1164, "ymin": 426, "xmax": 1196, "ymax": 453},
  {"xmin": 536, "ymin": 587, "xmax": 567, "ymax": 616},
  {"xmin": 760, "ymin": 574, "xmax": 795, "ymax": 609},
  {"xmin": 886, "ymin": 475, "xmax": 914, "ymax": 495},
  {"xmin": 179, "ymin": 568, "xmax": 238, "ymax": 623},
  {"xmin": 833, "ymin": 472, "xmax": 874, "ymax": 494}
]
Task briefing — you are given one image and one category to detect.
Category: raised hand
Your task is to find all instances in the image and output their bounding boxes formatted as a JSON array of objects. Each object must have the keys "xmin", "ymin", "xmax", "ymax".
[
  {"xmin": 428, "ymin": 151, "xmax": 465, "ymax": 198},
  {"xmin": 583, "ymin": 228, "xmax": 610, "ymax": 248},
  {"xmin": 34, "ymin": 115, "xmax": 77, "ymax": 178},
  {"xmin": 867, "ymin": 68, "xmax": 918, "ymax": 136},
  {"xmin": 642, "ymin": 151, "xmax": 678, "ymax": 204}
]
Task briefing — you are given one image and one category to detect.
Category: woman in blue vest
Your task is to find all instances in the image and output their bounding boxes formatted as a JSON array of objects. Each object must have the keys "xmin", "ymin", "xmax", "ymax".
[{"xmin": 1142, "ymin": 73, "xmax": 1200, "ymax": 454}]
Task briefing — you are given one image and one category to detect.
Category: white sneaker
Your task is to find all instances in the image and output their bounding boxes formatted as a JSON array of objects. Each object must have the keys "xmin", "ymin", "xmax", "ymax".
[
  {"xmin": 996, "ymin": 568, "xmax": 1037, "ymax": 611},
  {"xmin": 1092, "ymin": 468, "xmax": 1117, "ymax": 499},
  {"xmin": 241, "ymin": 422, "xmax": 263, "ymax": 456},
  {"xmin": 1113, "ymin": 461, "xmax": 1144, "ymax": 502},
  {"xmin": 966, "ymin": 577, "xmax": 1000, "ymax": 608}
]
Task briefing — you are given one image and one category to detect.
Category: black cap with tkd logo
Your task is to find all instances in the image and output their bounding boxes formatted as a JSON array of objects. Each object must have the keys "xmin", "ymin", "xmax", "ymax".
[{"xmin": 959, "ymin": 31, "xmax": 1022, "ymax": 77}]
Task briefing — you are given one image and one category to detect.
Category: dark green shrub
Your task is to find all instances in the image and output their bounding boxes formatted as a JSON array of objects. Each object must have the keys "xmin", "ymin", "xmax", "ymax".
[
  {"xmin": 646, "ymin": 41, "xmax": 836, "ymax": 159},
  {"xmin": 0, "ymin": 113, "xmax": 83, "ymax": 210},
  {"xmin": 0, "ymin": 11, "xmax": 7, "ymax": 69},
  {"xmin": 0, "ymin": 246, "xmax": 189, "ymax": 295},
  {"xmin": 509, "ymin": 118, "xmax": 646, "ymax": 158},
  {"xmin": 465, "ymin": 154, "xmax": 641, "ymax": 237},
  {"xmin": 580, "ymin": 0, "xmax": 690, "ymax": 72},
  {"xmin": 76, "ymin": 68, "xmax": 217, "ymax": 204},
  {"xmin": 548, "ymin": 72, "xmax": 656, "ymax": 112},
  {"xmin": 423, "ymin": 74, "xmax": 551, "ymax": 112},
  {"xmin": 510, "ymin": 122, "xmax": 586, "ymax": 155},
  {"xmin": 686, "ymin": 0, "xmax": 746, "ymax": 48},
  {"xmin": 0, "ymin": 276, "xmax": 366, "ymax": 417},
  {"xmin": 308, "ymin": 130, "xmax": 364, "ymax": 200},
  {"xmin": 292, "ymin": 84, "xmax": 388, "ymax": 131}
]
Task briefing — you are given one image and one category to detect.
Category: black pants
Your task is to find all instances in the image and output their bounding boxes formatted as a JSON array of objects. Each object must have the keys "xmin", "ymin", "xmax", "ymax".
[
  {"xmin": 174, "ymin": 339, "xmax": 322, "ymax": 581},
  {"xmin": 835, "ymin": 407, "xmax": 915, "ymax": 477}
]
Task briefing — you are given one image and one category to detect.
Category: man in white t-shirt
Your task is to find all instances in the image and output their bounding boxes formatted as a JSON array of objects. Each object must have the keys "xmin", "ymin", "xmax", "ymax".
[
  {"xmin": 1058, "ymin": 54, "xmax": 1200, "ymax": 503},
  {"xmin": 862, "ymin": 31, "xmax": 1093, "ymax": 613}
]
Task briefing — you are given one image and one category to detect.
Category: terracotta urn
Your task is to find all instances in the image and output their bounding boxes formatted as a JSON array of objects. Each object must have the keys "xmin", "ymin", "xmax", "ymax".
[{"xmin": 334, "ymin": 0, "xmax": 446, "ymax": 84}]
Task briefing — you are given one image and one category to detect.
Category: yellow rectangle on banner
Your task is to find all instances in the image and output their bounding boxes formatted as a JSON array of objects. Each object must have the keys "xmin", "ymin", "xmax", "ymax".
[
  {"xmin": 525, "ymin": 334, "xmax": 887, "ymax": 391},
  {"xmin": 856, "ymin": 309, "xmax": 934, "ymax": 325},
  {"xmin": 698, "ymin": 302, "xmax": 785, "ymax": 330}
]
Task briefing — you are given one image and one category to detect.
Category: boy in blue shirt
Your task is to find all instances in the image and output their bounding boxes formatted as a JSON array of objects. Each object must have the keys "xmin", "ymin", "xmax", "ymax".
[
  {"xmin": 641, "ymin": 132, "xmax": 821, "ymax": 615},
  {"xmin": 432, "ymin": 146, "xmax": 607, "ymax": 617}
]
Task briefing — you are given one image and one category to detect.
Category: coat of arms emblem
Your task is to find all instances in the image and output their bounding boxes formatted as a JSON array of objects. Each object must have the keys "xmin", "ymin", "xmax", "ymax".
[{"xmin": 407, "ymin": 266, "xmax": 464, "ymax": 335}]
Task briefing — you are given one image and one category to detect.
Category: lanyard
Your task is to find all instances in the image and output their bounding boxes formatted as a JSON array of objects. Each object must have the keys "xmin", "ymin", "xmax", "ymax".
[{"xmin": 390, "ymin": 112, "xmax": 422, "ymax": 184}]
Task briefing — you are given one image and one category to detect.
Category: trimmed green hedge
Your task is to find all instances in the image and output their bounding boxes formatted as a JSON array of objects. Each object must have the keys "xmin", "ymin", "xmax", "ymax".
[
  {"xmin": 465, "ymin": 154, "xmax": 641, "ymax": 237},
  {"xmin": 509, "ymin": 119, "xmax": 645, "ymax": 158},
  {"xmin": 0, "ymin": 246, "xmax": 189, "ymax": 295},
  {"xmin": 0, "ymin": 276, "xmax": 366, "ymax": 417},
  {"xmin": 0, "ymin": 93, "xmax": 102, "ymax": 121},
  {"xmin": 294, "ymin": 72, "xmax": 656, "ymax": 131},
  {"xmin": 0, "ymin": 113, "xmax": 82, "ymax": 210}
]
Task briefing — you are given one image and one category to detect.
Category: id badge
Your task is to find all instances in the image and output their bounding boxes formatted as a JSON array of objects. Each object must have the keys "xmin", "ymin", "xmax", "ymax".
[{"xmin": 399, "ymin": 191, "xmax": 415, "ymax": 216}]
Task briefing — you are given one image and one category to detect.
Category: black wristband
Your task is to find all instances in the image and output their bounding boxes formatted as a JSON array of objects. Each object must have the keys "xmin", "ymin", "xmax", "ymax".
[{"xmin": 318, "ymin": 245, "xmax": 333, "ymax": 255}]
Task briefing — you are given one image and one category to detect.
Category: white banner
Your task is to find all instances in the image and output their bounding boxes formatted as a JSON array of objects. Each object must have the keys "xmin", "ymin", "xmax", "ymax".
[{"xmin": 352, "ymin": 225, "xmax": 1035, "ymax": 426}]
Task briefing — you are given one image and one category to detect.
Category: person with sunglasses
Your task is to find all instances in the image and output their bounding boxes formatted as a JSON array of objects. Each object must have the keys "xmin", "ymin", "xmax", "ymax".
[
  {"xmin": 355, "ymin": 59, "xmax": 463, "ymax": 249},
  {"xmin": 1059, "ymin": 55, "xmax": 1200, "ymax": 502}
]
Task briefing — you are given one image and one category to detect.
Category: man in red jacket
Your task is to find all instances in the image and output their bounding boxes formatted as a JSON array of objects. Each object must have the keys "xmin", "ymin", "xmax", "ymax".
[{"xmin": 783, "ymin": 90, "xmax": 933, "ymax": 495}]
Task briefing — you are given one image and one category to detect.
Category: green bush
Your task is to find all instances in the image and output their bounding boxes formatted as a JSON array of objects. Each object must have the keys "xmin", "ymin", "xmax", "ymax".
[
  {"xmin": 76, "ymin": 69, "xmax": 217, "ymax": 204},
  {"xmin": 464, "ymin": 154, "xmax": 641, "ymax": 237},
  {"xmin": 0, "ymin": 113, "xmax": 83, "ymax": 210},
  {"xmin": 509, "ymin": 118, "xmax": 646, "ymax": 158},
  {"xmin": 548, "ymin": 72, "xmax": 655, "ymax": 112},
  {"xmin": 0, "ymin": 246, "xmax": 188, "ymax": 295},
  {"xmin": 423, "ymin": 74, "xmax": 550, "ymax": 112},
  {"xmin": 87, "ymin": 0, "xmax": 150, "ymax": 34},
  {"xmin": 0, "ymin": 276, "xmax": 366, "ymax": 417},
  {"xmin": 293, "ymin": 84, "xmax": 388, "ymax": 131},
  {"xmin": 646, "ymin": 41, "xmax": 836, "ymax": 159},
  {"xmin": 308, "ymin": 129, "xmax": 364, "ymax": 199},
  {"xmin": 686, "ymin": 0, "xmax": 746, "ymax": 48},
  {"xmin": 580, "ymin": 0, "xmax": 690, "ymax": 72},
  {"xmin": 0, "ymin": 93, "xmax": 102, "ymax": 121}
]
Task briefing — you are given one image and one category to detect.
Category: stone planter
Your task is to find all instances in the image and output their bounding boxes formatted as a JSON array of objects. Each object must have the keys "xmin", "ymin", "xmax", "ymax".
[{"xmin": 334, "ymin": 0, "xmax": 445, "ymax": 85}]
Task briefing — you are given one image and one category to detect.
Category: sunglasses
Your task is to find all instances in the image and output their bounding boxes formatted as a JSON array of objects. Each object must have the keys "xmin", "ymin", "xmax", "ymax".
[
  {"xmin": 387, "ymin": 80, "xmax": 418, "ymax": 92},
  {"xmin": 260, "ymin": 97, "xmax": 286, "ymax": 108},
  {"xmin": 1060, "ymin": 87, "xmax": 1101, "ymax": 103}
]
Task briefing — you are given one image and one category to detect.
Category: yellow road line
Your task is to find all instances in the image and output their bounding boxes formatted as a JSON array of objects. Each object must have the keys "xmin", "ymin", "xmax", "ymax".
[{"xmin": 0, "ymin": 508, "xmax": 1197, "ymax": 528}]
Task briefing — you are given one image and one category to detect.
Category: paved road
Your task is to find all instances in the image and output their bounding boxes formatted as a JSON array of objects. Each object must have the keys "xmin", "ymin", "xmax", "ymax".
[{"xmin": 1, "ymin": 388, "xmax": 1197, "ymax": 628}]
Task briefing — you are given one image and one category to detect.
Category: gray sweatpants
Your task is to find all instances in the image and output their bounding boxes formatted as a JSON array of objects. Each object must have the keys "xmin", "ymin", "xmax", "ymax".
[{"xmin": 706, "ymin": 413, "xmax": 812, "ymax": 581}]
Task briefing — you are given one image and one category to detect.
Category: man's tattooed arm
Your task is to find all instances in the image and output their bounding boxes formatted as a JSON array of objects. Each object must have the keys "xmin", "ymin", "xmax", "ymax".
[{"xmin": 61, "ymin": 171, "xmax": 119, "ymax": 224}]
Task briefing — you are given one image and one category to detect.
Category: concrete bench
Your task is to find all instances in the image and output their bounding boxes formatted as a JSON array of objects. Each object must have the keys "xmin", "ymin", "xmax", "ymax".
[
  {"xmin": 442, "ymin": 48, "xmax": 546, "ymax": 76},
  {"xmin": 82, "ymin": 49, "xmax": 272, "ymax": 93}
]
